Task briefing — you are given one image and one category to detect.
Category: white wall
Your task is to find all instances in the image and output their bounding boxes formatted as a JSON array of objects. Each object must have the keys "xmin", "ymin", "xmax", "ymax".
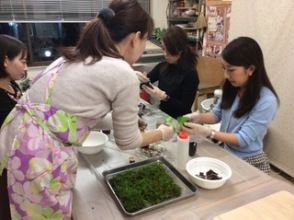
[
  {"xmin": 150, "ymin": 0, "xmax": 168, "ymax": 29},
  {"xmin": 229, "ymin": 0, "xmax": 294, "ymax": 176}
]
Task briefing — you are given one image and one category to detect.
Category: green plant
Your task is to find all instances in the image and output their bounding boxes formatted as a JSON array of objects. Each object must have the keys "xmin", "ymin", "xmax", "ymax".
[
  {"xmin": 152, "ymin": 27, "xmax": 167, "ymax": 44},
  {"xmin": 109, "ymin": 163, "xmax": 181, "ymax": 213},
  {"xmin": 165, "ymin": 115, "xmax": 189, "ymax": 133},
  {"xmin": 19, "ymin": 78, "xmax": 32, "ymax": 92}
]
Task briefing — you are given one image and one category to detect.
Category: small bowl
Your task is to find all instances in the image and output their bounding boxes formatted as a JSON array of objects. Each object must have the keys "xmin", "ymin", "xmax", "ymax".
[
  {"xmin": 186, "ymin": 157, "xmax": 232, "ymax": 189},
  {"xmin": 78, "ymin": 131, "xmax": 108, "ymax": 155},
  {"xmin": 200, "ymin": 98, "xmax": 215, "ymax": 112},
  {"xmin": 184, "ymin": 9, "xmax": 196, "ymax": 16}
]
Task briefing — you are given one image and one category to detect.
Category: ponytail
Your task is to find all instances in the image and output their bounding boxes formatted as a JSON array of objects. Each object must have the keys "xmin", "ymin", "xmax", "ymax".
[
  {"xmin": 61, "ymin": 17, "xmax": 121, "ymax": 64},
  {"xmin": 60, "ymin": 0, "xmax": 153, "ymax": 64}
]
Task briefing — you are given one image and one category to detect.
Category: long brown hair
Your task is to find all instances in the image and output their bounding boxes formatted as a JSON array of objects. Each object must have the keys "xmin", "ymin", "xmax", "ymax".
[
  {"xmin": 162, "ymin": 26, "xmax": 197, "ymax": 69},
  {"xmin": 61, "ymin": 0, "xmax": 154, "ymax": 64}
]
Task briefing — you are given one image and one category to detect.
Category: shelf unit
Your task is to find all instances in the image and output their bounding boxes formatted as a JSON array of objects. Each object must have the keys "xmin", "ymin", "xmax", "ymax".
[
  {"xmin": 167, "ymin": 1, "xmax": 198, "ymax": 26},
  {"xmin": 167, "ymin": 0, "xmax": 204, "ymax": 53}
]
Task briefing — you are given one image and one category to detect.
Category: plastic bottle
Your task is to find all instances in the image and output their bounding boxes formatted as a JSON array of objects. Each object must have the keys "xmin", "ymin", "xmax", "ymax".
[
  {"xmin": 176, "ymin": 131, "xmax": 190, "ymax": 170},
  {"xmin": 189, "ymin": 141, "xmax": 197, "ymax": 157}
]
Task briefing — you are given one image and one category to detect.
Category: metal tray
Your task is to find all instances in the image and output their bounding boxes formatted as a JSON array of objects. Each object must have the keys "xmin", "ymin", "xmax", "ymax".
[{"xmin": 102, "ymin": 156, "xmax": 197, "ymax": 216}]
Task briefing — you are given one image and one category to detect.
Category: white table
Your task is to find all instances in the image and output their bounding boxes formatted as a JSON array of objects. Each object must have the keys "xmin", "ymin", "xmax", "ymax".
[
  {"xmin": 72, "ymin": 138, "xmax": 294, "ymax": 220},
  {"xmin": 72, "ymin": 101, "xmax": 294, "ymax": 219}
]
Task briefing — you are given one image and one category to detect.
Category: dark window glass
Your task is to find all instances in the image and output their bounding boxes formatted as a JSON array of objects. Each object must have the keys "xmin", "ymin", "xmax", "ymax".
[
  {"xmin": 0, "ymin": 23, "xmax": 84, "ymax": 65},
  {"xmin": 0, "ymin": 0, "xmax": 150, "ymax": 65}
]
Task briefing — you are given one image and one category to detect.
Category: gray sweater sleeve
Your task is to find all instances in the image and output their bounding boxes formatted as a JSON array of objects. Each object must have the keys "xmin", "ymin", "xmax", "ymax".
[{"xmin": 29, "ymin": 57, "xmax": 143, "ymax": 149}]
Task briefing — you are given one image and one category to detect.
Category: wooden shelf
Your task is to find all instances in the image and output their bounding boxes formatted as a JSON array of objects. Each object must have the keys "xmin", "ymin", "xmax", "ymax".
[
  {"xmin": 168, "ymin": 0, "xmax": 204, "ymax": 54},
  {"xmin": 182, "ymin": 27, "xmax": 197, "ymax": 31},
  {"xmin": 168, "ymin": 16, "xmax": 197, "ymax": 22},
  {"xmin": 176, "ymin": 6, "xmax": 198, "ymax": 10}
]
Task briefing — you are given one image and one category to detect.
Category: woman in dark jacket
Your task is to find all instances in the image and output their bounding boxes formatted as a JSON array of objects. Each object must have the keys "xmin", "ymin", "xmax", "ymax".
[{"xmin": 138, "ymin": 26, "xmax": 199, "ymax": 118}]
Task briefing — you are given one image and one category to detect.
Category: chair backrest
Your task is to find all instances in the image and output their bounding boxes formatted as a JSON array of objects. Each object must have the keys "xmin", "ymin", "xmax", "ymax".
[{"xmin": 196, "ymin": 56, "xmax": 225, "ymax": 90}]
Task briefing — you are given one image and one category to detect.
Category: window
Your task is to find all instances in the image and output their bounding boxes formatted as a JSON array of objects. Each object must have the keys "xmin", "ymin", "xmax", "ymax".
[
  {"xmin": 0, "ymin": 0, "xmax": 111, "ymax": 22},
  {"xmin": 0, "ymin": 23, "xmax": 84, "ymax": 65},
  {"xmin": 0, "ymin": 0, "xmax": 149, "ymax": 22},
  {"xmin": 0, "ymin": 0, "xmax": 150, "ymax": 65}
]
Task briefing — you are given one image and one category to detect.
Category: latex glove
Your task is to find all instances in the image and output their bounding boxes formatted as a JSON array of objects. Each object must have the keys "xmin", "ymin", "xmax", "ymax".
[
  {"xmin": 138, "ymin": 117, "xmax": 147, "ymax": 132},
  {"xmin": 184, "ymin": 112, "xmax": 201, "ymax": 123},
  {"xmin": 135, "ymin": 71, "xmax": 149, "ymax": 83},
  {"xmin": 157, "ymin": 124, "xmax": 174, "ymax": 141},
  {"xmin": 182, "ymin": 122, "xmax": 211, "ymax": 138},
  {"xmin": 142, "ymin": 84, "xmax": 167, "ymax": 101}
]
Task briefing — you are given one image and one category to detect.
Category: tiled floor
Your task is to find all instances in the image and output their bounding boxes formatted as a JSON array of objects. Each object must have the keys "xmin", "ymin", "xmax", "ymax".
[{"xmin": 270, "ymin": 165, "xmax": 294, "ymax": 185}]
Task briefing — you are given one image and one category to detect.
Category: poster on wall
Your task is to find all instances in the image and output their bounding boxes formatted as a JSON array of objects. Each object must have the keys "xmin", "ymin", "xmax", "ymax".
[{"xmin": 203, "ymin": 1, "xmax": 231, "ymax": 57}]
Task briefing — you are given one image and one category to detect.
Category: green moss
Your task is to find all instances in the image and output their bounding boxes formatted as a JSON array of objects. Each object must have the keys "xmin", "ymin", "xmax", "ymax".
[{"xmin": 109, "ymin": 163, "xmax": 182, "ymax": 213}]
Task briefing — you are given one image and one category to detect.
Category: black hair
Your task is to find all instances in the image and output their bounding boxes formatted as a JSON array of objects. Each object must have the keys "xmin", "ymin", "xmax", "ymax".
[
  {"xmin": 162, "ymin": 26, "xmax": 197, "ymax": 69},
  {"xmin": 61, "ymin": 0, "xmax": 154, "ymax": 64},
  {"xmin": 0, "ymin": 35, "xmax": 27, "ymax": 79},
  {"xmin": 221, "ymin": 36, "xmax": 279, "ymax": 117}
]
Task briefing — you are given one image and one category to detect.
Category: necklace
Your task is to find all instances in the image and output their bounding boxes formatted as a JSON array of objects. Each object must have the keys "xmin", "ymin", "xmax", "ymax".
[
  {"xmin": 0, "ymin": 81, "xmax": 22, "ymax": 101},
  {"xmin": 0, "ymin": 82, "xmax": 14, "ymax": 94}
]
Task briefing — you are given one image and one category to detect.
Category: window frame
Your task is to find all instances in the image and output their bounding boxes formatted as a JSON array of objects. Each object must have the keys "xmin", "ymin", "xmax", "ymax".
[{"xmin": 0, "ymin": 0, "xmax": 150, "ymax": 66}]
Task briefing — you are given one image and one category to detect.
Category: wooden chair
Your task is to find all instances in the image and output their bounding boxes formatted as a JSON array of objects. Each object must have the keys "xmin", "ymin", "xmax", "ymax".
[{"xmin": 193, "ymin": 56, "xmax": 225, "ymax": 111}]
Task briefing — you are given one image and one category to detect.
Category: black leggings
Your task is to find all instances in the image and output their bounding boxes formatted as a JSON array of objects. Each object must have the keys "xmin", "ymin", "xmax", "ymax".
[{"xmin": 0, "ymin": 169, "xmax": 11, "ymax": 220}]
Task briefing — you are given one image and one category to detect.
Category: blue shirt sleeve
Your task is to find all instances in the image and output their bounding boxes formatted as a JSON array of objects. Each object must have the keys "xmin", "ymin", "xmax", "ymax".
[
  {"xmin": 236, "ymin": 89, "xmax": 278, "ymax": 148},
  {"xmin": 212, "ymin": 96, "xmax": 222, "ymax": 121}
]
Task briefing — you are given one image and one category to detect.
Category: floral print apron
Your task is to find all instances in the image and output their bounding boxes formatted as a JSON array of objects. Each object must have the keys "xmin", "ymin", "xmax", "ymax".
[{"xmin": 0, "ymin": 60, "xmax": 96, "ymax": 220}]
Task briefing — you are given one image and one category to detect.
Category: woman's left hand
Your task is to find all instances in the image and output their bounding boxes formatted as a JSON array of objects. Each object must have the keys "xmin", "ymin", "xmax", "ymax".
[
  {"xmin": 182, "ymin": 122, "xmax": 211, "ymax": 138},
  {"xmin": 142, "ymin": 84, "xmax": 167, "ymax": 101},
  {"xmin": 135, "ymin": 71, "xmax": 149, "ymax": 83}
]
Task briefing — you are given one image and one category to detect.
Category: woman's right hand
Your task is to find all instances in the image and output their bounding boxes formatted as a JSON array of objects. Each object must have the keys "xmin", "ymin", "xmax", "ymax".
[
  {"xmin": 184, "ymin": 112, "xmax": 201, "ymax": 123},
  {"xmin": 135, "ymin": 71, "xmax": 149, "ymax": 83}
]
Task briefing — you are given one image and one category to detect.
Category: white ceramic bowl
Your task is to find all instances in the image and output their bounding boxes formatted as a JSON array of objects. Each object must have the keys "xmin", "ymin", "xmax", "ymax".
[
  {"xmin": 200, "ymin": 98, "xmax": 215, "ymax": 112},
  {"xmin": 186, "ymin": 157, "xmax": 232, "ymax": 189},
  {"xmin": 78, "ymin": 131, "xmax": 108, "ymax": 155}
]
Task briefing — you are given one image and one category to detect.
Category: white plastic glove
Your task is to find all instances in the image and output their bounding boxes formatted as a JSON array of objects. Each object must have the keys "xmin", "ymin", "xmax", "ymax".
[
  {"xmin": 184, "ymin": 112, "xmax": 201, "ymax": 123},
  {"xmin": 142, "ymin": 84, "xmax": 167, "ymax": 101},
  {"xmin": 135, "ymin": 71, "xmax": 149, "ymax": 83},
  {"xmin": 157, "ymin": 124, "xmax": 174, "ymax": 141},
  {"xmin": 182, "ymin": 122, "xmax": 211, "ymax": 138}
]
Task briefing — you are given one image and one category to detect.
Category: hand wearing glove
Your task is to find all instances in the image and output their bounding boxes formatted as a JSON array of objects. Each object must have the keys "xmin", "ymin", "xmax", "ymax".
[
  {"xmin": 142, "ymin": 84, "xmax": 167, "ymax": 101},
  {"xmin": 135, "ymin": 71, "xmax": 149, "ymax": 83},
  {"xmin": 184, "ymin": 112, "xmax": 201, "ymax": 123},
  {"xmin": 182, "ymin": 122, "xmax": 211, "ymax": 138},
  {"xmin": 157, "ymin": 124, "xmax": 174, "ymax": 141},
  {"xmin": 138, "ymin": 117, "xmax": 147, "ymax": 132}
]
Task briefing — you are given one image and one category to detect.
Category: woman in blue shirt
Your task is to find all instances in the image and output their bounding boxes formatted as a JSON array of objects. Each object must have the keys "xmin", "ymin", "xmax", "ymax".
[{"xmin": 183, "ymin": 37, "xmax": 279, "ymax": 174}]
